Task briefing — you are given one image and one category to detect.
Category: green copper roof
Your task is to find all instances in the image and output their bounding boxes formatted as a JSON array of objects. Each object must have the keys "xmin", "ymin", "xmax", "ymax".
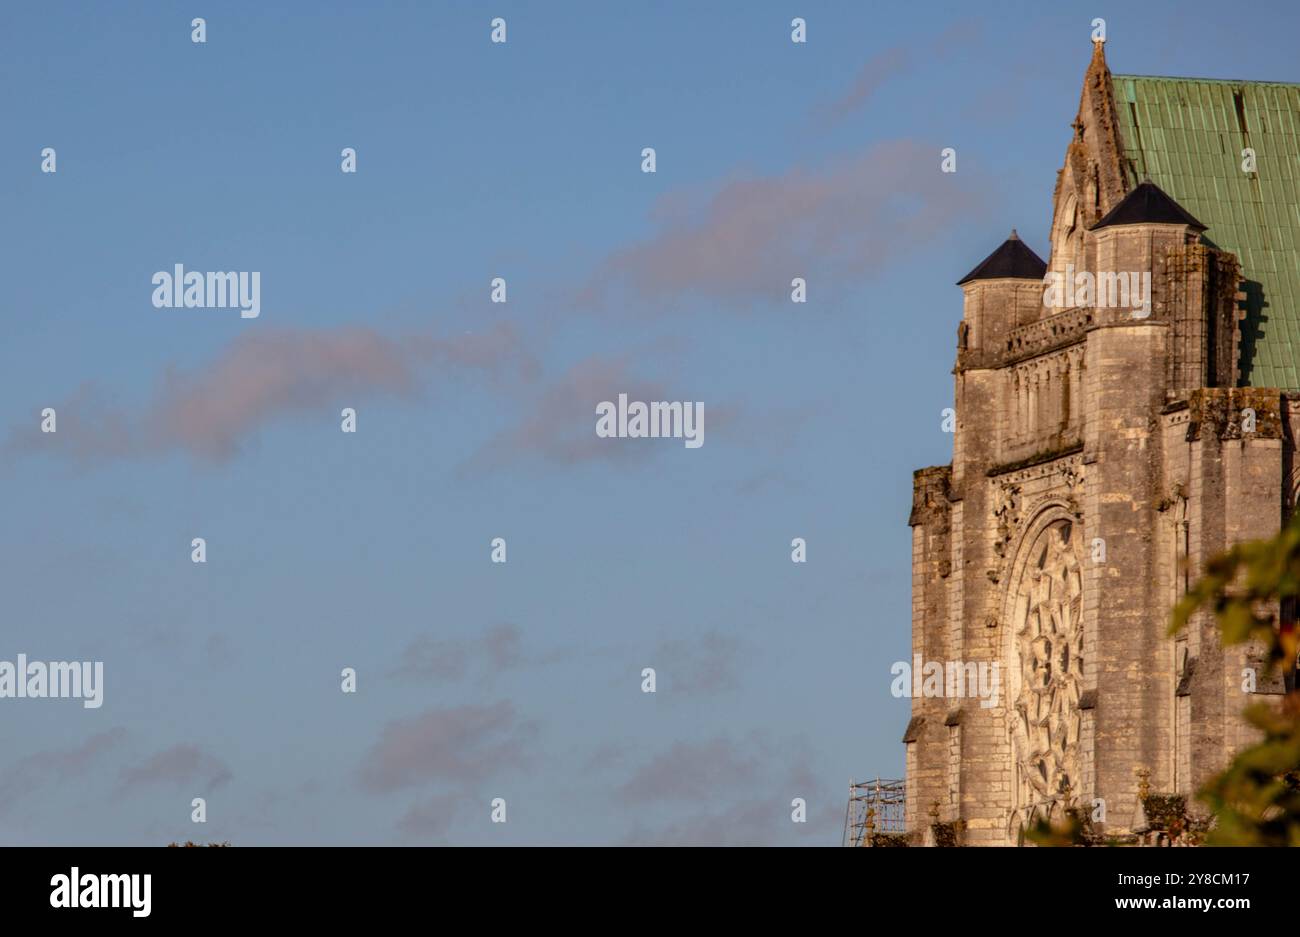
[{"xmin": 1112, "ymin": 74, "xmax": 1300, "ymax": 388}]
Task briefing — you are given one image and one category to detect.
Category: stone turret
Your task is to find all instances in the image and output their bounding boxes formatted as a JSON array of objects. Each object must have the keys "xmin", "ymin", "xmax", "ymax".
[
  {"xmin": 1087, "ymin": 180, "xmax": 1239, "ymax": 390},
  {"xmin": 956, "ymin": 231, "xmax": 1048, "ymax": 371}
]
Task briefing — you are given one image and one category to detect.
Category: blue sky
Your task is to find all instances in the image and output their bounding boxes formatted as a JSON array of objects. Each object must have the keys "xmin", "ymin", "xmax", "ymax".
[{"xmin": 2, "ymin": 0, "xmax": 1297, "ymax": 845}]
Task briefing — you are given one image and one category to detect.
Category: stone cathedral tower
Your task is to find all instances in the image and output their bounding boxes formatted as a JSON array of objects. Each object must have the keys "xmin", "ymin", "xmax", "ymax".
[{"xmin": 905, "ymin": 41, "xmax": 1300, "ymax": 845}]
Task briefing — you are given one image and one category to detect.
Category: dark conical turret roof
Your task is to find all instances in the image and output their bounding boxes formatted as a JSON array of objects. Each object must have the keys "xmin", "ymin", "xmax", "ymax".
[
  {"xmin": 956, "ymin": 230, "xmax": 1048, "ymax": 286},
  {"xmin": 1090, "ymin": 180, "xmax": 1206, "ymax": 231}
]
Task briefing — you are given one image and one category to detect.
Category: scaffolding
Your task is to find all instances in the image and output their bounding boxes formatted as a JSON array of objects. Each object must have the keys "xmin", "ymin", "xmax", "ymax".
[{"xmin": 842, "ymin": 777, "xmax": 906, "ymax": 846}]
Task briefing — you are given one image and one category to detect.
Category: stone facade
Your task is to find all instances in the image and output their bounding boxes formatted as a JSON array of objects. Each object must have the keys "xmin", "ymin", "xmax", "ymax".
[{"xmin": 906, "ymin": 43, "xmax": 1300, "ymax": 845}]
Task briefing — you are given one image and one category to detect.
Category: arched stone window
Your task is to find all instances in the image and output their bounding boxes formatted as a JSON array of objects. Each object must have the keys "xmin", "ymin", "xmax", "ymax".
[
  {"xmin": 1004, "ymin": 512, "xmax": 1084, "ymax": 823},
  {"xmin": 1050, "ymin": 194, "xmax": 1082, "ymax": 280}
]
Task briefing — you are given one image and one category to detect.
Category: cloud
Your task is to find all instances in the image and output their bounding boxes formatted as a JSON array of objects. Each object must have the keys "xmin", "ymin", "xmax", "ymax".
[
  {"xmin": 118, "ymin": 743, "xmax": 232, "ymax": 793},
  {"xmin": 395, "ymin": 793, "xmax": 461, "ymax": 839},
  {"xmin": 0, "ymin": 729, "xmax": 128, "ymax": 810},
  {"xmin": 583, "ymin": 741, "xmax": 628, "ymax": 774},
  {"xmin": 3, "ymin": 322, "xmax": 536, "ymax": 467},
  {"xmin": 654, "ymin": 631, "xmax": 747, "ymax": 696},
  {"xmin": 613, "ymin": 733, "xmax": 833, "ymax": 845},
  {"xmin": 817, "ymin": 20, "xmax": 981, "ymax": 127},
  {"xmin": 727, "ymin": 469, "xmax": 803, "ymax": 496},
  {"xmin": 204, "ymin": 632, "xmax": 237, "ymax": 668},
  {"xmin": 615, "ymin": 737, "xmax": 765, "ymax": 805},
  {"xmin": 390, "ymin": 623, "xmax": 524, "ymax": 683},
  {"xmin": 621, "ymin": 798, "xmax": 789, "ymax": 847},
  {"xmin": 581, "ymin": 139, "xmax": 986, "ymax": 306},
  {"xmin": 613, "ymin": 733, "xmax": 820, "ymax": 807},
  {"xmin": 391, "ymin": 636, "xmax": 472, "ymax": 682},
  {"xmin": 464, "ymin": 355, "xmax": 729, "ymax": 472},
  {"xmin": 481, "ymin": 623, "xmax": 523, "ymax": 670},
  {"xmin": 820, "ymin": 46, "xmax": 911, "ymax": 125},
  {"xmin": 621, "ymin": 796, "xmax": 842, "ymax": 846},
  {"xmin": 358, "ymin": 702, "xmax": 537, "ymax": 794}
]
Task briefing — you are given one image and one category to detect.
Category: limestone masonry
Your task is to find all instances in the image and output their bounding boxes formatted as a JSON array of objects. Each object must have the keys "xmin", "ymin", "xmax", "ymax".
[{"xmin": 906, "ymin": 42, "xmax": 1300, "ymax": 844}]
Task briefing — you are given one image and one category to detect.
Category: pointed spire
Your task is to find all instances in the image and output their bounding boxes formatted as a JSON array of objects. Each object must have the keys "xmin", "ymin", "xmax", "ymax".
[
  {"xmin": 1090, "ymin": 179, "xmax": 1206, "ymax": 231},
  {"xmin": 957, "ymin": 233, "xmax": 1047, "ymax": 286},
  {"xmin": 1087, "ymin": 34, "xmax": 1108, "ymax": 72},
  {"xmin": 1070, "ymin": 33, "xmax": 1127, "ymax": 213}
]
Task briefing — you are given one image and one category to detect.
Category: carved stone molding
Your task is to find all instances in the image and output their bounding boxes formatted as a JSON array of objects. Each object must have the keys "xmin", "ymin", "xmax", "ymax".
[{"xmin": 992, "ymin": 482, "xmax": 1022, "ymax": 561}]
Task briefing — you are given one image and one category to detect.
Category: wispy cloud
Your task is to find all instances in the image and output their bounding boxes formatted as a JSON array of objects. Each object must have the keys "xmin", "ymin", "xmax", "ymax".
[
  {"xmin": 3, "ymin": 323, "xmax": 536, "ymax": 467},
  {"xmin": 0, "ymin": 729, "xmax": 128, "ymax": 811},
  {"xmin": 580, "ymin": 138, "xmax": 986, "ymax": 306},
  {"xmin": 653, "ymin": 631, "xmax": 748, "ymax": 696},
  {"xmin": 464, "ymin": 354, "xmax": 731, "ymax": 473},
  {"xmin": 583, "ymin": 741, "xmax": 629, "ymax": 775},
  {"xmin": 621, "ymin": 796, "xmax": 841, "ymax": 846},
  {"xmin": 614, "ymin": 733, "xmax": 829, "ymax": 845},
  {"xmin": 357, "ymin": 702, "xmax": 537, "ymax": 794},
  {"xmin": 726, "ymin": 468, "xmax": 803, "ymax": 496},
  {"xmin": 395, "ymin": 793, "xmax": 462, "ymax": 839},
  {"xmin": 615, "ymin": 737, "xmax": 764, "ymax": 805},
  {"xmin": 622, "ymin": 799, "xmax": 788, "ymax": 846},
  {"xmin": 816, "ymin": 21, "xmax": 980, "ymax": 127},
  {"xmin": 819, "ymin": 46, "xmax": 911, "ymax": 125},
  {"xmin": 390, "ymin": 623, "xmax": 524, "ymax": 683},
  {"xmin": 118, "ymin": 743, "xmax": 232, "ymax": 794}
]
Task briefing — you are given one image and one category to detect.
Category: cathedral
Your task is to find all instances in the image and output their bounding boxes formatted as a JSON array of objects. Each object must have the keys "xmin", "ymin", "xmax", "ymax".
[{"xmin": 905, "ymin": 41, "xmax": 1300, "ymax": 844}]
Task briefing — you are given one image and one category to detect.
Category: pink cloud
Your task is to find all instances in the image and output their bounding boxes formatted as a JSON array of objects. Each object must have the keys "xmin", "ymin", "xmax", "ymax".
[
  {"xmin": 358, "ymin": 702, "xmax": 536, "ymax": 793},
  {"xmin": 390, "ymin": 623, "xmax": 525, "ymax": 683},
  {"xmin": 582, "ymin": 139, "xmax": 986, "ymax": 305},
  {"xmin": 654, "ymin": 631, "xmax": 748, "ymax": 696},
  {"xmin": 616, "ymin": 737, "xmax": 764, "ymax": 805},
  {"xmin": 0, "ymin": 729, "xmax": 129, "ymax": 809},
  {"xmin": 818, "ymin": 20, "xmax": 981, "ymax": 127},
  {"xmin": 820, "ymin": 46, "xmax": 911, "ymax": 125},
  {"xmin": 395, "ymin": 793, "xmax": 462, "ymax": 839},
  {"xmin": 464, "ymin": 355, "xmax": 703, "ymax": 472},
  {"xmin": 118, "ymin": 743, "xmax": 232, "ymax": 793},
  {"xmin": 4, "ymin": 323, "xmax": 536, "ymax": 466}
]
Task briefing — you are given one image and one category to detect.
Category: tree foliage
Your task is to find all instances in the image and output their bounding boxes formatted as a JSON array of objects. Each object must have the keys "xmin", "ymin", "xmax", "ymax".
[{"xmin": 1171, "ymin": 513, "xmax": 1300, "ymax": 845}]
